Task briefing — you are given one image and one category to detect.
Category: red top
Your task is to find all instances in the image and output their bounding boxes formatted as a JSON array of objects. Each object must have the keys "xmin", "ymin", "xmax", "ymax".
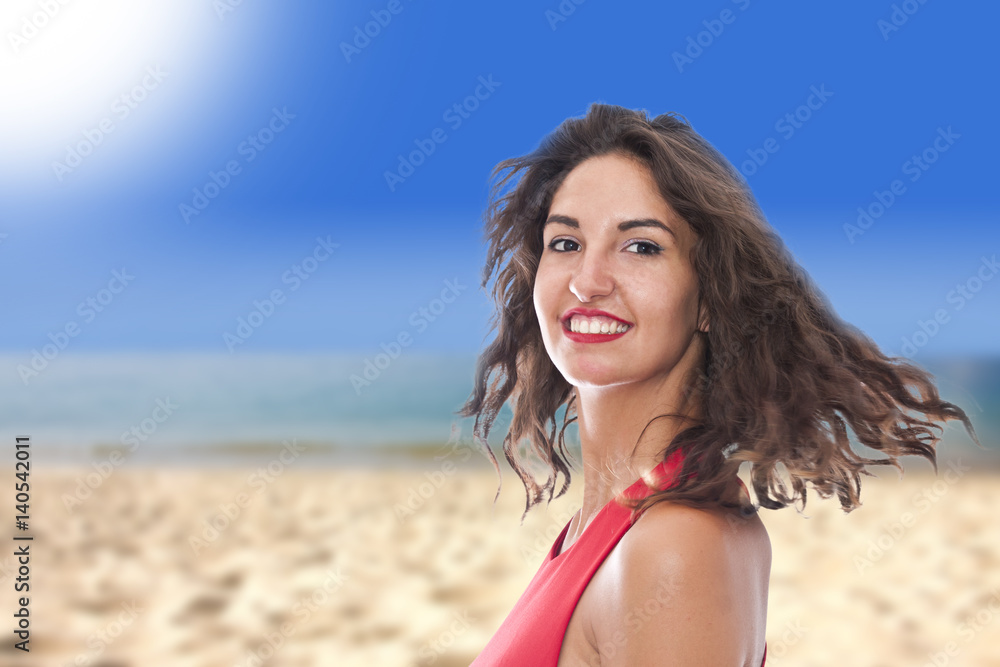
[{"xmin": 472, "ymin": 448, "xmax": 767, "ymax": 666}]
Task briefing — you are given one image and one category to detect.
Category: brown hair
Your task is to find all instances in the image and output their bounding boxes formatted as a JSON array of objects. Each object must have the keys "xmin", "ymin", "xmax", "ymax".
[{"xmin": 456, "ymin": 102, "xmax": 983, "ymax": 525}]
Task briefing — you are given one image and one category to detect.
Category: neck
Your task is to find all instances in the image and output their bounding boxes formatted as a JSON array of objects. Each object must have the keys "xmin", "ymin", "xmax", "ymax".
[{"xmin": 572, "ymin": 347, "xmax": 705, "ymax": 524}]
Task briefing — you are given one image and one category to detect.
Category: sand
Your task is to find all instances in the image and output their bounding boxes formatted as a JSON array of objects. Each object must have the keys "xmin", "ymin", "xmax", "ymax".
[{"xmin": 1, "ymin": 456, "xmax": 999, "ymax": 667}]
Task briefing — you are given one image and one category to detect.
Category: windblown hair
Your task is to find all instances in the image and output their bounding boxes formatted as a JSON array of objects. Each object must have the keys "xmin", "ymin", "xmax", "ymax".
[{"xmin": 456, "ymin": 102, "xmax": 982, "ymax": 525}]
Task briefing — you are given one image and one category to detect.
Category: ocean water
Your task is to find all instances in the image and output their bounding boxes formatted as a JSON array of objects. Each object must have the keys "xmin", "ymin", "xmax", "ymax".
[
  {"xmin": 0, "ymin": 352, "xmax": 995, "ymax": 467},
  {"xmin": 0, "ymin": 352, "xmax": 495, "ymax": 465}
]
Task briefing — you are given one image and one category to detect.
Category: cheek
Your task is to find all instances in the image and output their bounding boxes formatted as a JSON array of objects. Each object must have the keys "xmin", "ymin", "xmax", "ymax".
[
  {"xmin": 532, "ymin": 277, "xmax": 544, "ymax": 319},
  {"xmin": 532, "ymin": 266, "xmax": 557, "ymax": 317},
  {"xmin": 632, "ymin": 274, "xmax": 699, "ymax": 326}
]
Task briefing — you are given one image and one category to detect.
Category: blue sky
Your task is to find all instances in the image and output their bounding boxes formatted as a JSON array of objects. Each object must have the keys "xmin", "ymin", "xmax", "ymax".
[{"xmin": 2, "ymin": 0, "xmax": 998, "ymax": 358}]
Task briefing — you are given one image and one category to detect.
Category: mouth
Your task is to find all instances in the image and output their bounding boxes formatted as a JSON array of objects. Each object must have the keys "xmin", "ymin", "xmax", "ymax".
[{"xmin": 560, "ymin": 309, "xmax": 633, "ymax": 336}]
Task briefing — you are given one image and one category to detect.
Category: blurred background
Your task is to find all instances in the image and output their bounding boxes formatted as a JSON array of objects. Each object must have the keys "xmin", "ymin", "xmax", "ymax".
[{"xmin": 1, "ymin": 1, "xmax": 997, "ymax": 665}]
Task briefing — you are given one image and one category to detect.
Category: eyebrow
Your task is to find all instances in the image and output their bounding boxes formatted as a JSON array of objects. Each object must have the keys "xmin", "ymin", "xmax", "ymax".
[{"xmin": 543, "ymin": 214, "xmax": 677, "ymax": 241}]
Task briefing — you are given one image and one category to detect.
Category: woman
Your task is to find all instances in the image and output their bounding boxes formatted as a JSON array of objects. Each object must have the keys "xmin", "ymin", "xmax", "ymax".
[{"xmin": 458, "ymin": 103, "xmax": 981, "ymax": 666}]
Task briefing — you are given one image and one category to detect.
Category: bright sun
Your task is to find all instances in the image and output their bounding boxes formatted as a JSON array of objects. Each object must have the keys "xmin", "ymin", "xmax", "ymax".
[{"xmin": 0, "ymin": 0, "xmax": 216, "ymax": 184}]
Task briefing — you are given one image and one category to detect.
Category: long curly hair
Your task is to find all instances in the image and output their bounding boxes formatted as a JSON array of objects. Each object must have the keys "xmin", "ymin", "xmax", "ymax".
[{"xmin": 456, "ymin": 102, "xmax": 983, "ymax": 526}]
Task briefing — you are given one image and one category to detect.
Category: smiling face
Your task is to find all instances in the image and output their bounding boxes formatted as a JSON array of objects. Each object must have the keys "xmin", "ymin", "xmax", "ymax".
[{"xmin": 533, "ymin": 152, "xmax": 708, "ymax": 389}]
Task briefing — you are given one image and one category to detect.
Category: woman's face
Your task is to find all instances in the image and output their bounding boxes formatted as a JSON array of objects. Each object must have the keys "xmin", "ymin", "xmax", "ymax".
[{"xmin": 533, "ymin": 152, "xmax": 707, "ymax": 390}]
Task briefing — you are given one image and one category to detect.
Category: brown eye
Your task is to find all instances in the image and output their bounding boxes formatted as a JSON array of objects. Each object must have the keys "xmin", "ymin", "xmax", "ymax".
[
  {"xmin": 547, "ymin": 238, "xmax": 579, "ymax": 252},
  {"xmin": 625, "ymin": 240, "xmax": 663, "ymax": 255}
]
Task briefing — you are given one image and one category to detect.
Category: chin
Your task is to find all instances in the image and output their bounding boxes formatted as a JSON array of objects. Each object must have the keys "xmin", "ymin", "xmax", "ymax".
[{"xmin": 559, "ymin": 359, "xmax": 636, "ymax": 388}]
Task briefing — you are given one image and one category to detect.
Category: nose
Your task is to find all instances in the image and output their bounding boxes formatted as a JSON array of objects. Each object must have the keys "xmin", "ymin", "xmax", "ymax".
[{"xmin": 568, "ymin": 250, "xmax": 614, "ymax": 302}]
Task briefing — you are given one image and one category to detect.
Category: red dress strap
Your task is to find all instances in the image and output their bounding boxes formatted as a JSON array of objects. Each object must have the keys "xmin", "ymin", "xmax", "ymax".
[{"xmin": 472, "ymin": 449, "xmax": 767, "ymax": 665}]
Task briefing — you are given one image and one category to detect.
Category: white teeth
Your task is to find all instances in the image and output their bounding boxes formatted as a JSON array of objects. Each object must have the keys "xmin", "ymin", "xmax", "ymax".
[{"xmin": 568, "ymin": 316, "xmax": 630, "ymax": 334}]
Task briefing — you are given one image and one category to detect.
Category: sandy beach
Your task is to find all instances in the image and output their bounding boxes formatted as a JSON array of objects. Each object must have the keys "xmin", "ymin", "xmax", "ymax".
[{"xmin": 2, "ymin": 454, "xmax": 999, "ymax": 667}]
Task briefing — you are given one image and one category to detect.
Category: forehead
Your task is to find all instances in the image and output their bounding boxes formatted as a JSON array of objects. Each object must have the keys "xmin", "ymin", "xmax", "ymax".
[{"xmin": 547, "ymin": 153, "xmax": 692, "ymax": 241}]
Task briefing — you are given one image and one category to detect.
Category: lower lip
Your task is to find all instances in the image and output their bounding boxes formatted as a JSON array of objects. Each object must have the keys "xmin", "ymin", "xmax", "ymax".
[{"xmin": 562, "ymin": 322, "xmax": 631, "ymax": 343}]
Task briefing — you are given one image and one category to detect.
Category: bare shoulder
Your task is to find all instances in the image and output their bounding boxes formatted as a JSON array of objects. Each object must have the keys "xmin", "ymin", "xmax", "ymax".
[
  {"xmin": 630, "ymin": 495, "xmax": 772, "ymax": 561},
  {"xmin": 587, "ymin": 499, "xmax": 771, "ymax": 666}
]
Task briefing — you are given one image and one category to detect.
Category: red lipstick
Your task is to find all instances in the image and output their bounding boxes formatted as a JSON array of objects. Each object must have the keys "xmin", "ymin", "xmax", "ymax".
[{"xmin": 560, "ymin": 308, "xmax": 633, "ymax": 343}]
